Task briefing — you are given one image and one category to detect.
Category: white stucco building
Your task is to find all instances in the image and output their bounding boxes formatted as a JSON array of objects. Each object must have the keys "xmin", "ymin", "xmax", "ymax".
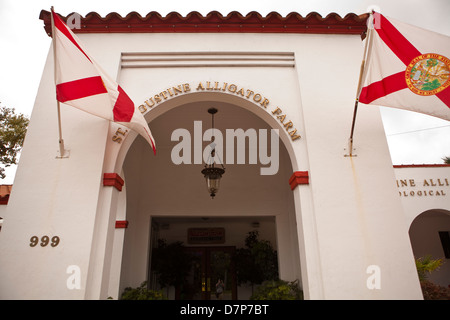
[{"xmin": 0, "ymin": 10, "xmax": 448, "ymax": 300}]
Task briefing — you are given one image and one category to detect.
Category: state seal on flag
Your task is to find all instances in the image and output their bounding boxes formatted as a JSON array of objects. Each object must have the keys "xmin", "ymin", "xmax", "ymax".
[{"xmin": 405, "ymin": 53, "xmax": 450, "ymax": 96}]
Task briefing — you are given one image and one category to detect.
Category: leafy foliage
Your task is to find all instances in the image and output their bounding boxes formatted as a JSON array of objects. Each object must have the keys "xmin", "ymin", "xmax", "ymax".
[
  {"xmin": 422, "ymin": 79, "xmax": 441, "ymax": 91},
  {"xmin": 426, "ymin": 58, "xmax": 438, "ymax": 68},
  {"xmin": 0, "ymin": 105, "xmax": 29, "ymax": 179},
  {"xmin": 121, "ymin": 281, "xmax": 167, "ymax": 300},
  {"xmin": 250, "ymin": 279, "xmax": 303, "ymax": 300},
  {"xmin": 420, "ymin": 280, "xmax": 450, "ymax": 300},
  {"xmin": 415, "ymin": 255, "xmax": 443, "ymax": 281},
  {"xmin": 415, "ymin": 255, "xmax": 450, "ymax": 300},
  {"xmin": 235, "ymin": 231, "xmax": 278, "ymax": 287},
  {"xmin": 151, "ymin": 239, "xmax": 194, "ymax": 289}
]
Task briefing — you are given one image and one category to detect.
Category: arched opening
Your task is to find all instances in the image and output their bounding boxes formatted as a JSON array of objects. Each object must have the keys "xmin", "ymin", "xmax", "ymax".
[
  {"xmin": 409, "ymin": 209, "xmax": 450, "ymax": 287},
  {"xmin": 115, "ymin": 93, "xmax": 303, "ymax": 299}
]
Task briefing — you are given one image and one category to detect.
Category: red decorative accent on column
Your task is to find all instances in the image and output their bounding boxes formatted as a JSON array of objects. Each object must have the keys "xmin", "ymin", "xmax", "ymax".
[
  {"xmin": 0, "ymin": 185, "xmax": 12, "ymax": 205},
  {"xmin": 289, "ymin": 171, "xmax": 309, "ymax": 190},
  {"xmin": 115, "ymin": 220, "xmax": 129, "ymax": 229},
  {"xmin": 103, "ymin": 173, "xmax": 124, "ymax": 191},
  {"xmin": 0, "ymin": 195, "xmax": 9, "ymax": 205}
]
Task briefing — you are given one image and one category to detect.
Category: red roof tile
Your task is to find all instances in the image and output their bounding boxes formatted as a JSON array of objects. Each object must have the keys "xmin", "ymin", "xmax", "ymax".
[
  {"xmin": 39, "ymin": 10, "xmax": 369, "ymax": 37},
  {"xmin": 393, "ymin": 164, "xmax": 450, "ymax": 169}
]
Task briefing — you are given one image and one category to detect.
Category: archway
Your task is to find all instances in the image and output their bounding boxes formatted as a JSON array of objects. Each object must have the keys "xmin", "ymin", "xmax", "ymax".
[
  {"xmin": 409, "ymin": 209, "xmax": 450, "ymax": 287},
  {"xmin": 114, "ymin": 92, "xmax": 303, "ymax": 299}
]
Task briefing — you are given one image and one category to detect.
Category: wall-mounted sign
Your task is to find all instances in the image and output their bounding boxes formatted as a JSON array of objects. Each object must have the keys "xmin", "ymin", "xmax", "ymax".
[
  {"xmin": 396, "ymin": 178, "xmax": 449, "ymax": 197},
  {"xmin": 187, "ymin": 228, "xmax": 225, "ymax": 244},
  {"xmin": 137, "ymin": 81, "xmax": 301, "ymax": 142},
  {"xmin": 112, "ymin": 80, "xmax": 302, "ymax": 145}
]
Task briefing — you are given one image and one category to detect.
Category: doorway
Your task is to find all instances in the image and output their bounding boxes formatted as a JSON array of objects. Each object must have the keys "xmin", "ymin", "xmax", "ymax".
[
  {"xmin": 178, "ymin": 246, "xmax": 237, "ymax": 300},
  {"xmin": 409, "ymin": 209, "xmax": 450, "ymax": 287},
  {"xmin": 147, "ymin": 216, "xmax": 282, "ymax": 300}
]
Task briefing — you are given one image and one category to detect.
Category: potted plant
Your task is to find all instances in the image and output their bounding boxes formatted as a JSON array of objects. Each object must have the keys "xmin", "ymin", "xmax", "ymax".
[
  {"xmin": 250, "ymin": 279, "xmax": 303, "ymax": 300},
  {"xmin": 235, "ymin": 231, "xmax": 278, "ymax": 293},
  {"xmin": 415, "ymin": 255, "xmax": 450, "ymax": 300},
  {"xmin": 120, "ymin": 281, "xmax": 167, "ymax": 300},
  {"xmin": 151, "ymin": 239, "xmax": 194, "ymax": 297}
]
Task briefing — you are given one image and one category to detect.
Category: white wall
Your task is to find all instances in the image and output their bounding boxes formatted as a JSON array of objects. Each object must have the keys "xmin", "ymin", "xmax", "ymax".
[
  {"xmin": 394, "ymin": 165, "xmax": 450, "ymax": 225},
  {"xmin": 0, "ymin": 29, "xmax": 425, "ymax": 299},
  {"xmin": 292, "ymin": 34, "xmax": 422, "ymax": 299},
  {"xmin": 0, "ymin": 45, "xmax": 112, "ymax": 299},
  {"xmin": 395, "ymin": 165, "xmax": 450, "ymax": 288}
]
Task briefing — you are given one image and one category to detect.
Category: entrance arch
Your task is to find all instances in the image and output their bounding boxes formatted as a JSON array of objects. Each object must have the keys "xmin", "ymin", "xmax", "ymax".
[
  {"xmin": 113, "ymin": 91, "xmax": 300, "ymax": 175},
  {"xmin": 409, "ymin": 209, "xmax": 450, "ymax": 287},
  {"xmin": 111, "ymin": 92, "xmax": 305, "ymax": 299}
]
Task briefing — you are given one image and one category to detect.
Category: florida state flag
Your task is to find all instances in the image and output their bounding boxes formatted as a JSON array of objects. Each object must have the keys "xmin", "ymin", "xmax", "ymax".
[
  {"xmin": 359, "ymin": 12, "xmax": 450, "ymax": 121},
  {"xmin": 51, "ymin": 9, "xmax": 156, "ymax": 153}
]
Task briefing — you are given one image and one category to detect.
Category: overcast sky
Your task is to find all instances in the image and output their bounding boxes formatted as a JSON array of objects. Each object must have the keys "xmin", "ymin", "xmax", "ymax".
[{"xmin": 1, "ymin": 0, "xmax": 449, "ymax": 183}]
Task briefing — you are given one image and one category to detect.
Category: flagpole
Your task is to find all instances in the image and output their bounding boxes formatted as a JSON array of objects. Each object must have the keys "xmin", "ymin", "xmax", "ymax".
[
  {"xmin": 51, "ymin": 7, "xmax": 69, "ymax": 158},
  {"xmin": 347, "ymin": 13, "xmax": 374, "ymax": 157}
]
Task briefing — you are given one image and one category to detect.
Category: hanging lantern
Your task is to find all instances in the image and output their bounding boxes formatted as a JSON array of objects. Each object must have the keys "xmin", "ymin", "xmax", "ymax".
[{"xmin": 201, "ymin": 108, "xmax": 225, "ymax": 199}]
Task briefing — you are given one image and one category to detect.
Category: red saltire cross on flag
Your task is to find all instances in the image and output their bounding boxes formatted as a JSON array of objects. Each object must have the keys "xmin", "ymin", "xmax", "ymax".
[
  {"xmin": 359, "ymin": 12, "xmax": 450, "ymax": 121},
  {"xmin": 51, "ymin": 9, "xmax": 156, "ymax": 153}
]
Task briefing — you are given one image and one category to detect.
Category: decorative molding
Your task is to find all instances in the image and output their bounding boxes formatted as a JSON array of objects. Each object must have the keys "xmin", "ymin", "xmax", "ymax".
[
  {"xmin": 289, "ymin": 171, "xmax": 309, "ymax": 190},
  {"xmin": 39, "ymin": 10, "xmax": 368, "ymax": 37},
  {"xmin": 115, "ymin": 220, "xmax": 129, "ymax": 228},
  {"xmin": 393, "ymin": 164, "xmax": 450, "ymax": 169},
  {"xmin": 121, "ymin": 51, "xmax": 295, "ymax": 69},
  {"xmin": 103, "ymin": 173, "xmax": 124, "ymax": 191}
]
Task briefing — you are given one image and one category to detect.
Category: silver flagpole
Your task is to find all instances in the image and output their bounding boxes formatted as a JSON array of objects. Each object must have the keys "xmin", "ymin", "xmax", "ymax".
[
  {"xmin": 51, "ymin": 7, "xmax": 69, "ymax": 158},
  {"xmin": 347, "ymin": 12, "xmax": 374, "ymax": 157}
]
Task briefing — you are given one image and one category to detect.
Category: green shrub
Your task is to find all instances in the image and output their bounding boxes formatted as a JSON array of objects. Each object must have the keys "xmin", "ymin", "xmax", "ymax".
[
  {"xmin": 420, "ymin": 280, "xmax": 450, "ymax": 300},
  {"xmin": 415, "ymin": 255, "xmax": 443, "ymax": 282},
  {"xmin": 121, "ymin": 281, "xmax": 167, "ymax": 300},
  {"xmin": 235, "ymin": 231, "xmax": 278, "ymax": 288},
  {"xmin": 415, "ymin": 255, "xmax": 450, "ymax": 300},
  {"xmin": 250, "ymin": 279, "xmax": 303, "ymax": 300}
]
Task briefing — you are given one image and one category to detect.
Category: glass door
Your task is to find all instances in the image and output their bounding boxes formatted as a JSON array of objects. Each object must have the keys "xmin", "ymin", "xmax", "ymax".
[
  {"xmin": 177, "ymin": 247, "xmax": 206, "ymax": 300},
  {"xmin": 208, "ymin": 247, "xmax": 236, "ymax": 300},
  {"xmin": 178, "ymin": 246, "xmax": 236, "ymax": 300}
]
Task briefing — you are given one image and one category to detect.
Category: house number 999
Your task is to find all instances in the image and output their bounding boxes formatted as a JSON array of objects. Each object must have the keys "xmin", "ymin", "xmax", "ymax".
[{"xmin": 29, "ymin": 235, "xmax": 60, "ymax": 247}]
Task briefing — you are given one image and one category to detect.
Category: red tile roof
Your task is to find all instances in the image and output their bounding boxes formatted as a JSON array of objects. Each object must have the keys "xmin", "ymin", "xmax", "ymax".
[
  {"xmin": 393, "ymin": 164, "xmax": 450, "ymax": 169},
  {"xmin": 39, "ymin": 10, "xmax": 369, "ymax": 37}
]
